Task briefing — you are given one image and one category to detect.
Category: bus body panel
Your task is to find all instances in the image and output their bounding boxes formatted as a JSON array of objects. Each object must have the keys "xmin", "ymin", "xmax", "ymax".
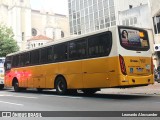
[
  {"xmin": 123, "ymin": 56, "xmax": 152, "ymax": 76},
  {"xmin": 58, "ymin": 61, "xmax": 83, "ymax": 88},
  {"xmin": 5, "ymin": 56, "xmax": 153, "ymax": 89},
  {"xmin": 82, "ymin": 58, "xmax": 110, "ymax": 88},
  {"xmin": 4, "ymin": 25, "xmax": 154, "ymax": 92}
]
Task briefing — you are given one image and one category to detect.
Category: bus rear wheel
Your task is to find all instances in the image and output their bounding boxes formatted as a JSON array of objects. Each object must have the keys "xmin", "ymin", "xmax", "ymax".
[
  {"xmin": 13, "ymin": 81, "xmax": 21, "ymax": 92},
  {"xmin": 55, "ymin": 77, "xmax": 67, "ymax": 95}
]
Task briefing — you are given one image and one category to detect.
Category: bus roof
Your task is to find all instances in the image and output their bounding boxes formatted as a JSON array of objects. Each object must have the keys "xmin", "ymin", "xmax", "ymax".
[
  {"xmin": 7, "ymin": 26, "xmax": 116, "ymax": 57},
  {"xmin": 6, "ymin": 25, "xmax": 148, "ymax": 57}
]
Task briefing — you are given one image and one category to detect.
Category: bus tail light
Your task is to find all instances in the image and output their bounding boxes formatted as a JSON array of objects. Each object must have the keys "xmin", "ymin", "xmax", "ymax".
[
  {"xmin": 151, "ymin": 58, "xmax": 154, "ymax": 74},
  {"xmin": 119, "ymin": 55, "xmax": 127, "ymax": 75}
]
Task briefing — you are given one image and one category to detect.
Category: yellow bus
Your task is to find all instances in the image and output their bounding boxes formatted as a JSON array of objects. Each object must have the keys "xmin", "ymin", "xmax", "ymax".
[{"xmin": 4, "ymin": 26, "xmax": 154, "ymax": 95}]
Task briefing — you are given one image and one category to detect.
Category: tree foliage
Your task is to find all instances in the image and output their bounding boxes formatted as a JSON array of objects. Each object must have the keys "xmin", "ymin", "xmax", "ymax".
[{"xmin": 0, "ymin": 24, "xmax": 19, "ymax": 57}]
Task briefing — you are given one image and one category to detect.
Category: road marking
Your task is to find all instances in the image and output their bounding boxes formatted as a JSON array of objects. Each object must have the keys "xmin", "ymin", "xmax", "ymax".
[
  {"xmin": 155, "ymin": 102, "xmax": 160, "ymax": 103},
  {"xmin": 0, "ymin": 101, "xmax": 23, "ymax": 106},
  {"xmin": 0, "ymin": 94, "xmax": 37, "ymax": 99},
  {"xmin": 42, "ymin": 95, "xmax": 82, "ymax": 99},
  {"xmin": 0, "ymin": 95, "xmax": 13, "ymax": 97},
  {"xmin": 12, "ymin": 96, "xmax": 37, "ymax": 99},
  {"xmin": 57, "ymin": 96, "xmax": 83, "ymax": 99}
]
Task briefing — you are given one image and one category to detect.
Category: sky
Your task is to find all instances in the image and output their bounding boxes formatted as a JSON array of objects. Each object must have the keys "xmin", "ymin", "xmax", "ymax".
[{"xmin": 30, "ymin": 0, "xmax": 68, "ymax": 15}]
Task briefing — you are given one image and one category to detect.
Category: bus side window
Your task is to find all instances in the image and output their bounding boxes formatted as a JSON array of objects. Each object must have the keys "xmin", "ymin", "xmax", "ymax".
[
  {"xmin": 88, "ymin": 32, "xmax": 112, "ymax": 57},
  {"xmin": 40, "ymin": 48, "xmax": 47, "ymax": 64},
  {"xmin": 19, "ymin": 54, "xmax": 25, "ymax": 67},
  {"xmin": 40, "ymin": 46, "xmax": 53, "ymax": 64},
  {"xmin": 12, "ymin": 55, "xmax": 19, "ymax": 68},
  {"xmin": 69, "ymin": 39, "xmax": 87, "ymax": 60},
  {"xmin": 54, "ymin": 43, "xmax": 68, "ymax": 62},
  {"xmin": 4, "ymin": 61, "xmax": 11, "ymax": 71},
  {"xmin": 25, "ymin": 52, "xmax": 30, "ymax": 65},
  {"xmin": 47, "ymin": 47, "xmax": 53, "ymax": 62},
  {"xmin": 30, "ymin": 50, "xmax": 40, "ymax": 65},
  {"xmin": 54, "ymin": 54, "xmax": 58, "ymax": 61}
]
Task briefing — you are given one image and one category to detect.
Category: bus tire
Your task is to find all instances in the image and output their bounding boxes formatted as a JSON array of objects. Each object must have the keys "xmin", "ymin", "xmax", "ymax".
[
  {"xmin": 55, "ymin": 76, "xmax": 67, "ymax": 95},
  {"xmin": 0, "ymin": 84, "xmax": 4, "ymax": 89},
  {"xmin": 13, "ymin": 80, "xmax": 21, "ymax": 92},
  {"xmin": 82, "ymin": 89, "xmax": 98, "ymax": 95}
]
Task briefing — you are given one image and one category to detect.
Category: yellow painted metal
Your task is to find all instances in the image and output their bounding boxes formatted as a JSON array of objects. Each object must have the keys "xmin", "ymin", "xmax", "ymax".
[{"xmin": 5, "ymin": 56, "xmax": 154, "ymax": 89}]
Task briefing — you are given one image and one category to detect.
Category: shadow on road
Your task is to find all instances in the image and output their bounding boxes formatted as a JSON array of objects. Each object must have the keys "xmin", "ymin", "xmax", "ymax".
[{"xmin": 3, "ymin": 88, "xmax": 154, "ymax": 100}]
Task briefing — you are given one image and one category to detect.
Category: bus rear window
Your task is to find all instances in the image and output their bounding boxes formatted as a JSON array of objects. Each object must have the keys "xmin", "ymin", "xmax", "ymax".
[{"xmin": 119, "ymin": 27, "xmax": 149, "ymax": 51}]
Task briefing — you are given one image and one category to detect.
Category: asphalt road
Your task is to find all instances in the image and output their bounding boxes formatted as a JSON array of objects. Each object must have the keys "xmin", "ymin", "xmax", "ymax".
[{"xmin": 0, "ymin": 88, "xmax": 160, "ymax": 120}]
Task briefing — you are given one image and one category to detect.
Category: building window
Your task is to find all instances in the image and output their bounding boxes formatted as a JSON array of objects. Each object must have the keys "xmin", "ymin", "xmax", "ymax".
[
  {"xmin": 122, "ymin": 20, "xmax": 125, "ymax": 25},
  {"xmin": 130, "ymin": 18, "xmax": 133, "ymax": 25},
  {"xmin": 22, "ymin": 32, "xmax": 24, "ymax": 41},
  {"xmin": 129, "ymin": 5, "xmax": 133, "ymax": 9},
  {"xmin": 134, "ymin": 17, "xmax": 137, "ymax": 24},
  {"xmin": 153, "ymin": 16, "xmax": 160, "ymax": 34},
  {"xmin": 61, "ymin": 31, "xmax": 64, "ymax": 38},
  {"xmin": 32, "ymin": 28, "xmax": 37, "ymax": 36},
  {"xmin": 126, "ymin": 19, "xmax": 129, "ymax": 26}
]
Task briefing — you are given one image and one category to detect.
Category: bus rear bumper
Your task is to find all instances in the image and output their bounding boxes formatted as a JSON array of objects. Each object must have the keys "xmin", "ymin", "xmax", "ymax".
[{"xmin": 119, "ymin": 75, "xmax": 154, "ymax": 87}]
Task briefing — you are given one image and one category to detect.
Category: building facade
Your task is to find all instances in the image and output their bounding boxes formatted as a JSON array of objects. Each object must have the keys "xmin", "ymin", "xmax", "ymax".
[
  {"xmin": 27, "ymin": 35, "xmax": 53, "ymax": 49},
  {"xmin": 118, "ymin": 4, "xmax": 152, "ymax": 28},
  {"xmin": 68, "ymin": 0, "xmax": 148, "ymax": 35},
  {"xmin": 148, "ymin": 0, "xmax": 160, "ymax": 67},
  {"xmin": 0, "ymin": 0, "xmax": 69, "ymax": 50},
  {"xmin": 118, "ymin": 4, "xmax": 157, "ymax": 65},
  {"xmin": 31, "ymin": 10, "xmax": 69, "ymax": 41}
]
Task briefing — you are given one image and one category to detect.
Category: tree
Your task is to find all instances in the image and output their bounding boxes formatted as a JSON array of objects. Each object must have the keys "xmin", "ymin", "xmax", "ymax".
[{"xmin": 0, "ymin": 24, "xmax": 19, "ymax": 57}]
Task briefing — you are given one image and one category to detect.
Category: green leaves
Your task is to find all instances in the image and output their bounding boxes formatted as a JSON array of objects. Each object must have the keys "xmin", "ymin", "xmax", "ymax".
[{"xmin": 0, "ymin": 24, "xmax": 19, "ymax": 57}]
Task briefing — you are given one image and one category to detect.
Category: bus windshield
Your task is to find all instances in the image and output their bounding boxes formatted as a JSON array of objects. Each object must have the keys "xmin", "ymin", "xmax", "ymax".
[{"xmin": 119, "ymin": 27, "xmax": 150, "ymax": 51}]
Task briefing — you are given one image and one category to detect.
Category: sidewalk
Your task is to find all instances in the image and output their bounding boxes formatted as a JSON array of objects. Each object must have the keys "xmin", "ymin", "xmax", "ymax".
[{"xmin": 100, "ymin": 82, "xmax": 160, "ymax": 95}]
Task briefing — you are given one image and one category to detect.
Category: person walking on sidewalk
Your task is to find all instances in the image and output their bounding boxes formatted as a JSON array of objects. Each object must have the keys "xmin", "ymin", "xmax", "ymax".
[
  {"xmin": 156, "ymin": 65, "xmax": 160, "ymax": 83},
  {"xmin": 154, "ymin": 66, "xmax": 158, "ymax": 79}
]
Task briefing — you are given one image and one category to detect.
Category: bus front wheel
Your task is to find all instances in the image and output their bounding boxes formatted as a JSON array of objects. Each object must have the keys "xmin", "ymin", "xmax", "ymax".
[
  {"xmin": 55, "ymin": 77, "xmax": 67, "ymax": 95},
  {"xmin": 13, "ymin": 81, "xmax": 21, "ymax": 92}
]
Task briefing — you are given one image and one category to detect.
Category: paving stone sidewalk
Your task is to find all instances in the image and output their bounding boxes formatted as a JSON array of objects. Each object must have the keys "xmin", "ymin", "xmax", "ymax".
[{"xmin": 100, "ymin": 82, "xmax": 160, "ymax": 95}]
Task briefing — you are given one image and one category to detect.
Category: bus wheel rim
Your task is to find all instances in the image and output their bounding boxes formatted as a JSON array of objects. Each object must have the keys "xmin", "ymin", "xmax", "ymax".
[{"xmin": 57, "ymin": 81, "xmax": 64, "ymax": 92}]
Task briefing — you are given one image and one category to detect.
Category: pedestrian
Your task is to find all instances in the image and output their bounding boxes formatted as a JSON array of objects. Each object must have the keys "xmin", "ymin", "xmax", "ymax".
[
  {"xmin": 154, "ymin": 66, "xmax": 158, "ymax": 80},
  {"xmin": 157, "ymin": 65, "xmax": 160, "ymax": 79}
]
